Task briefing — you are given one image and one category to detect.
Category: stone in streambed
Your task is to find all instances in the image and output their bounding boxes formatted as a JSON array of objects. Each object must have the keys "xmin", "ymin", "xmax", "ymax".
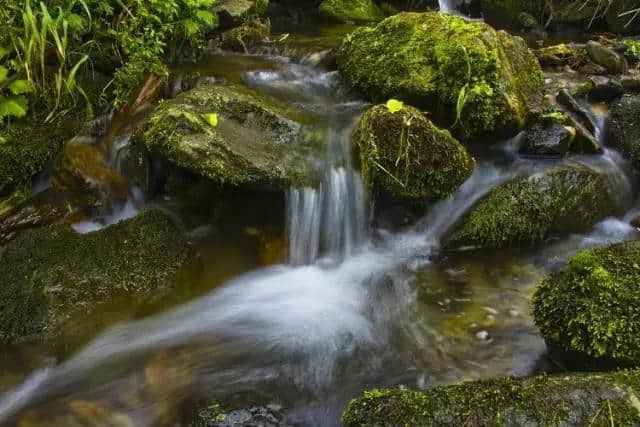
[
  {"xmin": 0, "ymin": 209, "xmax": 191, "ymax": 343},
  {"xmin": 213, "ymin": 0, "xmax": 269, "ymax": 29},
  {"xmin": 336, "ymin": 12, "xmax": 544, "ymax": 142},
  {"xmin": 353, "ymin": 103, "xmax": 475, "ymax": 202},
  {"xmin": 533, "ymin": 241, "xmax": 640, "ymax": 369},
  {"xmin": 342, "ymin": 370, "xmax": 640, "ymax": 426},
  {"xmin": 218, "ymin": 16, "xmax": 271, "ymax": 53},
  {"xmin": 132, "ymin": 84, "xmax": 322, "ymax": 190},
  {"xmin": 586, "ymin": 41, "xmax": 628, "ymax": 75},
  {"xmin": 446, "ymin": 164, "xmax": 623, "ymax": 249},
  {"xmin": 519, "ymin": 122, "xmax": 574, "ymax": 157},
  {"xmin": 588, "ymin": 78, "xmax": 624, "ymax": 103},
  {"xmin": 607, "ymin": 94, "xmax": 640, "ymax": 170}
]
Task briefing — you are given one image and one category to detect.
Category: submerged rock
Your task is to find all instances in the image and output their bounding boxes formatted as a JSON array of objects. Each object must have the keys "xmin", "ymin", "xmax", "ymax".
[
  {"xmin": 0, "ymin": 209, "xmax": 191, "ymax": 343},
  {"xmin": 132, "ymin": 84, "xmax": 322, "ymax": 190},
  {"xmin": 336, "ymin": 12, "xmax": 543, "ymax": 142},
  {"xmin": 533, "ymin": 241, "xmax": 640, "ymax": 369},
  {"xmin": 318, "ymin": 0, "xmax": 384, "ymax": 23},
  {"xmin": 446, "ymin": 164, "xmax": 623, "ymax": 249},
  {"xmin": 342, "ymin": 370, "xmax": 640, "ymax": 425},
  {"xmin": 607, "ymin": 94, "xmax": 640, "ymax": 170},
  {"xmin": 353, "ymin": 103, "xmax": 475, "ymax": 201}
]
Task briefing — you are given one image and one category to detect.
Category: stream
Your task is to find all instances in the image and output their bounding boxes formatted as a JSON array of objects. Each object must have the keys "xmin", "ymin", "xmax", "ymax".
[{"xmin": 1, "ymin": 24, "xmax": 639, "ymax": 427}]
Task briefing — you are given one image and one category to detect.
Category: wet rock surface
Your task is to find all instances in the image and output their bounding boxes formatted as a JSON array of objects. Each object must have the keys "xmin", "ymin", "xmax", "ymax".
[{"xmin": 607, "ymin": 94, "xmax": 640, "ymax": 170}]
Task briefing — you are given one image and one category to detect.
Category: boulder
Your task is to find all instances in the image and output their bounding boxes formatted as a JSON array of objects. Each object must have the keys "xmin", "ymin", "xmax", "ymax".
[
  {"xmin": 607, "ymin": 94, "xmax": 640, "ymax": 170},
  {"xmin": 132, "ymin": 84, "xmax": 322, "ymax": 190},
  {"xmin": 446, "ymin": 164, "xmax": 623, "ymax": 249},
  {"xmin": 588, "ymin": 78, "xmax": 624, "ymax": 102},
  {"xmin": 318, "ymin": 0, "xmax": 385, "ymax": 23},
  {"xmin": 353, "ymin": 103, "xmax": 475, "ymax": 201},
  {"xmin": 336, "ymin": 12, "xmax": 544, "ymax": 142},
  {"xmin": 586, "ymin": 41, "xmax": 628, "ymax": 75},
  {"xmin": 213, "ymin": 0, "xmax": 269, "ymax": 29},
  {"xmin": 533, "ymin": 241, "xmax": 640, "ymax": 369},
  {"xmin": 218, "ymin": 16, "xmax": 271, "ymax": 53},
  {"xmin": 0, "ymin": 209, "xmax": 191, "ymax": 343},
  {"xmin": 519, "ymin": 122, "xmax": 574, "ymax": 157},
  {"xmin": 342, "ymin": 370, "xmax": 640, "ymax": 426},
  {"xmin": 480, "ymin": 0, "xmax": 544, "ymax": 29},
  {"xmin": 52, "ymin": 143, "xmax": 130, "ymax": 208}
]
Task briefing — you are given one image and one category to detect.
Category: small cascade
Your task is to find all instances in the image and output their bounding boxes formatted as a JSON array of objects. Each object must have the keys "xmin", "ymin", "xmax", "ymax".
[
  {"xmin": 438, "ymin": 0, "xmax": 456, "ymax": 13},
  {"xmin": 287, "ymin": 167, "xmax": 367, "ymax": 265}
]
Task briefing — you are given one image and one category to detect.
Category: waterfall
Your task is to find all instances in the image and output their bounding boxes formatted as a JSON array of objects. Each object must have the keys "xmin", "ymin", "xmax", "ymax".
[
  {"xmin": 287, "ymin": 168, "xmax": 367, "ymax": 265},
  {"xmin": 438, "ymin": 0, "xmax": 455, "ymax": 13}
]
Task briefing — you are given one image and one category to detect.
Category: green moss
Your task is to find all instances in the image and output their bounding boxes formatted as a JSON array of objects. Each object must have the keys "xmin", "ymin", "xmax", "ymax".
[
  {"xmin": 353, "ymin": 104, "xmax": 475, "ymax": 201},
  {"xmin": 318, "ymin": 0, "xmax": 385, "ymax": 23},
  {"xmin": 607, "ymin": 94, "xmax": 640, "ymax": 170},
  {"xmin": 533, "ymin": 241, "xmax": 640, "ymax": 368},
  {"xmin": 336, "ymin": 12, "xmax": 543, "ymax": 142},
  {"xmin": 343, "ymin": 370, "xmax": 640, "ymax": 426},
  {"xmin": 447, "ymin": 164, "xmax": 622, "ymax": 249},
  {"xmin": 0, "ymin": 209, "xmax": 191, "ymax": 343},
  {"xmin": 132, "ymin": 84, "xmax": 322, "ymax": 189}
]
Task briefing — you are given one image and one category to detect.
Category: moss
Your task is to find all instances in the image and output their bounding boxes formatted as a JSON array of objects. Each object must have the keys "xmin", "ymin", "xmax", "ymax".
[
  {"xmin": 607, "ymin": 94, "xmax": 640, "ymax": 170},
  {"xmin": 533, "ymin": 241, "xmax": 640, "ymax": 369},
  {"xmin": 318, "ymin": 0, "xmax": 385, "ymax": 23},
  {"xmin": 447, "ymin": 164, "xmax": 622, "ymax": 249},
  {"xmin": 132, "ymin": 84, "xmax": 322, "ymax": 189},
  {"xmin": 336, "ymin": 12, "xmax": 543, "ymax": 142},
  {"xmin": 480, "ymin": 0, "xmax": 544, "ymax": 28},
  {"xmin": 0, "ymin": 209, "xmax": 191, "ymax": 343},
  {"xmin": 353, "ymin": 104, "xmax": 475, "ymax": 201},
  {"xmin": 342, "ymin": 370, "xmax": 640, "ymax": 426},
  {"xmin": 219, "ymin": 16, "xmax": 271, "ymax": 53}
]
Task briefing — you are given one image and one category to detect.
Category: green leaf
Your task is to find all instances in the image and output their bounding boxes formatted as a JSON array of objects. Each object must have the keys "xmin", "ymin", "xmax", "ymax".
[
  {"xmin": 0, "ymin": 96, "xmax": 28, "ymax": 120},
  {"xmin": 195, "ymin": 10, "xmax": 215, "ymax": 25},
  {"xmin": 0, "ymin": 66, "xmax": 8, "ymax": 83},
  {"xmin": 0, "ymin": 47, "xmax": 8, "ymax": 60},
  {"xmin": 386, "ymin": 99, "xmax": 404, "ymax": 113},
  {"xmin": 202, "ymin": 113, "xmax": 218, "ymax": 127},
  {"xmin": 9, "ymin": 79, "xmax": 31, "ymax": 95}
]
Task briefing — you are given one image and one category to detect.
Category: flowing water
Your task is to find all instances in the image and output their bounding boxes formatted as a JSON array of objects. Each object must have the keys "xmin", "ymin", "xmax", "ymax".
[{"xmin": 1, "ymin": 30, "xmax": 639, "ymax": 427}]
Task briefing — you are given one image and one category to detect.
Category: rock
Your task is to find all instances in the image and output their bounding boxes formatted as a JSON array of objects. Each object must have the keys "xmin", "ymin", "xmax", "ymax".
[
  {"xmin": 557, "ymin": 88, "xmax": 598, "ymax": 134},
  {"xmin": 607, "ymin": 94, "xmax": 640, "ymax": 169},
  {"xmin": 353, "ymin": 103, "xmax": 475, "ymax": 201},
  {"xmin": 132, "ymin": 84, "xmax": 321, "ymax": 190},
  {"xmin": 218, "ymin": 16, "xmax": 271, "ymax": 53},
  {"xmin": 622, "ymin": 76, "xmax": 640, "ymax": 91},
  {"xmin": 446, "ymin": 164, "xmax": 623, "ymax": 249},
  {"xmin": 586, "ymin": 41, "xmax": 628, "ymax": 75},
  {"xmin": 336, "ymin": 12, "xmax": 544, "ymax": 142},
  {"xmin": 191, "ymin": 403, "xmax": 286, "ymax": 427},
  {"xmin": 517, "ymin": 11, "xmax": 539, "ymax": 29},
  {"xmin": 578, "ymin": 60, "xmax": 608, "ymax": 75},
  {"xmin": 535, "ymin": 43, "xmax": 581, "ymax": 68},
  {"xmin": 0, "ymin": 189, "xmax": 68, "ymax": 244},
  {"xmin": 213, "ymin": 0, "xmax": 269, "ymax": 29},
  {"xmin": 52, "ymin": 143, "xmax": 130, "ymax": 208},
  {"xmin": 342, "ymin": 370, "xmax": 640, "ymax": 426},
  {"xmin": 588, "ymin": 78, "xmax": 624, "ymax": 102},
  {"xmin": 318, "ymin": 0, "xmax": 385, "ymax": 23},
  {"xmin": 606, "ymin": 0, "xmax": 640, "ymax": 35},
  {"xmin": 480, "ymin": 0, "xmax": 544, "ymax": 29},
  {"xmin": 533, "ymin": 241, "xmax": 640, "ymax": 369},
  {"xmin": 520, "ymin": 123, "xmax": 573, "ymax": 157},
  {"xmin": 0, "ymin": 209, "xmax": 191, "ymax": 343}
]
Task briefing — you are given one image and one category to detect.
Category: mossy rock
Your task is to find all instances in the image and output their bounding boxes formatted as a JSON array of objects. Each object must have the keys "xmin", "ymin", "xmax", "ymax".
[
  {"xmin": 342, "ymin": 370, "xmax": 640, "ymax": 426},
  {"xmin": 214, "ymin": 0, "xmax": 269, "ymax": 28},
  {"xmin": 0, "ymin": 209, "xmax": 191, "ymax": 343},
  {"xmin": 336, "ymin": 12, "xmax": 543, "ymax": 142},
  {"xmin": 480, "ymin": 0, "xmax": 544, "ymax": 29},
  {"xmin": 353, "ymin": 103, "xmax": 475, "ymax": 201},
  {"xmin": 132, "ymin": 84, "xmax": 323, "ymax": 190},
  {"xmin": 607, "ymin": 94, "xmax": 640, "ymax": 170},
  {"xmin": 446, "ymin": 164, "xmax": 623, "ymax": 249},
  {"xmin": 318, "ymin": 0, "xmax": 385, "ymax": 23},
  {"xmin": 533, "ymin": 241, "xmax": 640, "ymax": 369}
]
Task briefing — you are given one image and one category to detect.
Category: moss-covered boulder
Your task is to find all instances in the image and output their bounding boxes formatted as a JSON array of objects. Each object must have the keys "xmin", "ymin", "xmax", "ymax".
[
  {"xmin": 342, "ymin": 370, "xmax": 640, "ymax": 426},
  {"xmin": 213, "ymin": 0, "xmax": 269, "ymax": 28},
  {"xmin": 336, "ymin": 12, "xmax": 543, "ymax": 142},
  {"xmin": 607, "ymin": 94, "xmax": 640, "ymax": 170},
  {"xmin": 533, "ymin": 241, "xmax": 640, "ymax": 369},
  {"xmin": 0, "ymin": 209, "xmax": 191, "ymax": 343},
  {"xmin": 318, "ymin": 0, "xmax": 384, "ymax": 23},
  {"xmin": 446, "ymin": 164, "xmax": 623, "ymax": 249},
  {"xmin": 132, "ymin": 84, "xmax": 322, "ymax": 190},
  {"xmin": 353, "ymin": 103, "xmax": 475, "ymax": 201}
]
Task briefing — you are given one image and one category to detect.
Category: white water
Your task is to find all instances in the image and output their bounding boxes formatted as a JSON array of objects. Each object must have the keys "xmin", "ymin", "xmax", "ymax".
[{"xmin": 438, "ymin": 0, "xmax": 456, "ymax": 13}]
